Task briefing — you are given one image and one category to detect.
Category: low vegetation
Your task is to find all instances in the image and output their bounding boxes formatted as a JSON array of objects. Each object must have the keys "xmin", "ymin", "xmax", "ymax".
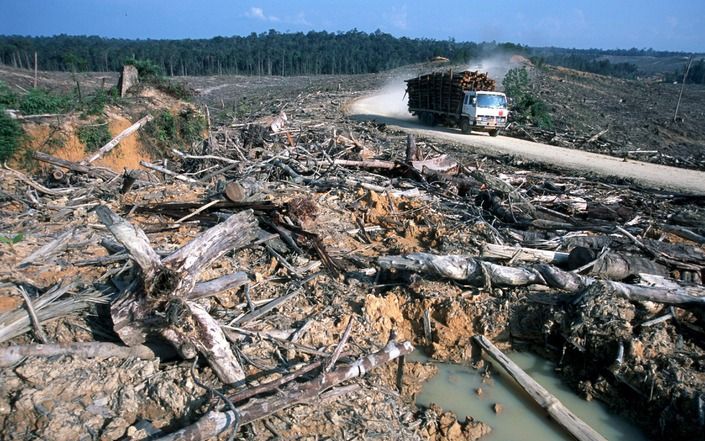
[
  {"xmin": 503, "ymin": 67, "xmax": 553, "ymax": 128},
  {"xmin": 0, "ymin": 109, "xmax": 24, "ymax": 161},
  {"xmin": 77, "ymin": 121, "xmax": 112, "ymax": 152},
  {"xmin": 140, "ymin": 108, "xmax": 205, "ymax": 154},
  {"xmin": 126, "ymin": 58, "xmax": 192, "ymax": 99}
]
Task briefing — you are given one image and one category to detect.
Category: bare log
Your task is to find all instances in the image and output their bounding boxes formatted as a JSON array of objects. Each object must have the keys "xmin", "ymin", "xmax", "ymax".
[
  {"xmin": 378, "ymin": 253, "xmax": 705, "ymax": 307},
  {"xmin": 332, "ymin": 159, "xmax": 396, "ymax": 170},
  {"xmin": 155, "ymin": 339, "xmax": 414, "ymax": 441},
  {"xmin": 94, "ymin": 205, "xmax": 162, "ymax": 281},
  {"xmin": 18, "ymin": 229, "xmax": 76, "ymax": 268},
  {"xmin": 0, "ymin": 341, "xmax": 157, "ymax": 368},
  {"xmin": 189, "ymin": 272, "xmax": 249, "ymax": 299},
  {"xmin": 473, "ymin": 335, "xmax": 608, "ymax": 441},
  {"xmin": 96, "ymin": 206, "xmax": 258, "ymax": 384},
  {"xmin": 139, "ymin": 161, "xmax": 199, "ymax": 183},
  {"xmin": 33, "ymin": 151, "xmax": 117, "ymax": 181},
  {"xmin": 481, "ymin": 243, "xmax": 569, "ymax": 265},
  {"xmin": 162, "ymin": 211, "xmax": 259, "ymax": 296},
  {"xmin": 82, "ymin": 114, "xmax": 153, "ymax": 164}
]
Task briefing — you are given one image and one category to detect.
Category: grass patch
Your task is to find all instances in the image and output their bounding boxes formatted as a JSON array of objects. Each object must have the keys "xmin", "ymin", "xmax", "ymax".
[{"xmin": 77, "ymin": 121, "xmax": 112, "ymax": 152}]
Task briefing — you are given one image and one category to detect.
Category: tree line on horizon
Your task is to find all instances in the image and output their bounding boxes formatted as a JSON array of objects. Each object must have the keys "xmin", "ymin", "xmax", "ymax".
[{"xmin": 0, "ymin": 30, "xmax": 700, "ymax": 82}]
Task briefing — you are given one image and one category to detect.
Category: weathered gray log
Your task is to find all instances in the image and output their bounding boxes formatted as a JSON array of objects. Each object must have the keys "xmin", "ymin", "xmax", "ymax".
[
  {"xmin": 580, "ymin": 251, "xmax": 668, "ymax": 280},
  {"xmin": 332, "ymin": 159, "xmax": 396, "ymax": 170},
  {"xmin": 378, "ymin": 253, "xmax": 705, "ymax": 307},
  {"xmin": 154, "ymin": 339, "xmax": 414, "ymax": 441},
  {"xmin": 33, "ymin": 151, "xmax": 117, "ymax": 181},
  {"xmin": 140, "ymin": 161, "xmax": 199, "ymax": 183},
  {"xmin": 473, "ymin": 335, "xmax": 608, "ymax": 441},
  {"xmin": 97, "ymin": 205, "xmax": 258, "ymax": 384},
  {"xmin": 82, "ymin": 114, "xmax": 153, "ymax": 164},
  {"xmin": 481, "ymin": 243, "xmax": 569, "ymax": 265},
  {"xmin": 18, "ymin": 229, "xmax": 77, "ymax": 268},
  {"xmin": 0, "ymin": 342, "xmax": 157, "ymax": 367},
  {"xmin": 0, "ymin": 283, "xmax": 108, "ymax": 344},
  {"xmin": 95, "ymin": 206, "xmax": 162, "ymax": 283},
  {"xmin": 188, "ymin": 272, "xmax": 249, "ymax": 300}
]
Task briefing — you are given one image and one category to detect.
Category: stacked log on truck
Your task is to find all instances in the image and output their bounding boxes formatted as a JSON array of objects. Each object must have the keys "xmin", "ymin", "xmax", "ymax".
[{"xmin": 406, "ymin": 70, "xmax": 496, "ymax": 113}]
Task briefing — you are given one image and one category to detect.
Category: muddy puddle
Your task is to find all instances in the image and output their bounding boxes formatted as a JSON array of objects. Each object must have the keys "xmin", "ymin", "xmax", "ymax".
[{"xmin": 413, "ymin": 351, "xmax": 648, "ymax": 441}]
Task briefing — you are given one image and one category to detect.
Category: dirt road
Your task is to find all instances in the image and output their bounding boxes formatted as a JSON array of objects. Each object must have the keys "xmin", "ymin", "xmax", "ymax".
[{"xmin": 349, "ymin": 93, "xmax": 705, "ymax": 194}]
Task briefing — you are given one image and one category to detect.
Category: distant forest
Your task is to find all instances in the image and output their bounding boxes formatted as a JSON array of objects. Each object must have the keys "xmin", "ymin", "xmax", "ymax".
[{"xmin": 0, "ymin": 30, "xmax": 702, "ymax": 83}]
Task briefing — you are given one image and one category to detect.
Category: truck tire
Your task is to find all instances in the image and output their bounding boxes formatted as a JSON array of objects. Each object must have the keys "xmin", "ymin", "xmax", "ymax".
[
  {"xmin": 489, "ymin": 129, "xmax": 499, "ymax": 137},
  {"xmin": 460, "ymin": 118, "xmax": 471, "ymax": 134},
  {"xmin": 420, "ymin": 112, "xmax": 436, "ymax": 126}
]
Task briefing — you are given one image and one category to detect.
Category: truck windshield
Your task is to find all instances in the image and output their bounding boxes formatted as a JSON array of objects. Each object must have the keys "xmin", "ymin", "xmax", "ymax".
[{"xmin": 476, "ymin": 95, "xmax": 507, "ymax": 109}]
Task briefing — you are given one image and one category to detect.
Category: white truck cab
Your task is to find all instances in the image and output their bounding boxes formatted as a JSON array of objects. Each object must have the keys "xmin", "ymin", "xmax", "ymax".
[{"xmin": 461, "ymin": 91, "xmax": 509, "ymax": 136}]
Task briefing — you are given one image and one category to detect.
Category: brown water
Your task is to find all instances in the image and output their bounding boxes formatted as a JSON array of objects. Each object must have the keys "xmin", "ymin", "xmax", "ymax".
[{"xmin": 414, "ymin": 351, "xmax": 648, "ymax": 441}]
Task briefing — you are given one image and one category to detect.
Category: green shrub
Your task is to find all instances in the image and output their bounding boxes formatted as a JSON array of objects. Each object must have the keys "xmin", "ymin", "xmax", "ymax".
[
  {"xmin": 81, "ymin": 87, "xmax": 121, "ymax": 116},
  {"xmin": 125, "ymin": 58, "xmax": 192, "ymax": 99},
  {"xmin": 125, "ymin": 59, "xmax": 164, "ymax": 80},
  {"xmin": 503, "ymin": 67, "xmax": 553, "ymax": 129},
  {"xmin": 19, "ymin": 88, "xmax": 75, "ymax": 114},
  {"xmin": 77, "ymin": 121, "xmax": 112, "ymax": 152},
  {"xmin": 141, "ymin": 109, "xmax": 205, "ymax": 153},
  {"xmin": 0, "ymin": 81, "xmax": 19, "ymax": 108},
  {"xmin": 503, "ymin": 67, "xmax": 530, "ymax": 102},
  {"xmin": 0, "ymin": 109, "xmax": 25, "ymax": 161}
]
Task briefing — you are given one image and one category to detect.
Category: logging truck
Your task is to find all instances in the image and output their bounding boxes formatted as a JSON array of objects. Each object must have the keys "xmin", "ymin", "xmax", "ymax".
[{"xmin": 406, "ymin": 70, "xmax": 508, "ymax": 137}]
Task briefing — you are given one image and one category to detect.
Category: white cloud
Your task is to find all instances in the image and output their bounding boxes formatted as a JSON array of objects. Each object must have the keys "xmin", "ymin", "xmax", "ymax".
[
  {"xmin": 389, "ymin": 5, "xmax": 408, "ymax": 30},
  {"xmin": 245, "ymin": 6, "xmax": 279, "ymax": 22},
  {"xmin": 290, "ymin": 12, "xmax": 310, "ymax": 26}
]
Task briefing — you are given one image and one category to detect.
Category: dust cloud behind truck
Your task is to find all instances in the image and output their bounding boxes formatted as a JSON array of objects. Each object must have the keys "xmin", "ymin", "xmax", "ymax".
[{"xmin": 405, "ymin": 70, "xmax": 508, "ymax": 136}]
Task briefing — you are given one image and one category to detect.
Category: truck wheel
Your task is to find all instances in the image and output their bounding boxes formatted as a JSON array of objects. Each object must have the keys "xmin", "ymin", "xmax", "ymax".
[
  {"xmin": 489, "ymin": 129, "xmax": 499, "ymax": 137},
  {"xmin": 460, "ymin": 118, "xmax": 471, "ymax": 134}
]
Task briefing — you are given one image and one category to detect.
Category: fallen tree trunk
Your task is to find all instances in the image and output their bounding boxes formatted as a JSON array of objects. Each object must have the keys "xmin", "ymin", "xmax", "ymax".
[
  {"xmin": 378, "ymin": 253, "xmax": 705, "ymax": 307},
  {"xmin": 473, "ymin": 335, "xmax": 608, "ymax": 441},
  {"xmin": 82, "ymin": 114, "xmax": 153, "ymax": 164},
  {"xmin": 34, "ymin": 151, "xmax": 117, "ymax": 181},
  {"xmin": 155, "ymin": 339, "xmax": 414, "ymax": 441},
  {"xmin": 96, "ymin": 205, "xmax": 259, "ymax": 384},
  {"xmin": 0, "ymin": 341, "xmax": 158, "ymax": 367},
  {"xmin": 482, "ymin": 244, "xmax": 669, "ymax": 280},
  {"xmin": 481, "ymin": 243, "xmax": 569, "ymax": 265}
]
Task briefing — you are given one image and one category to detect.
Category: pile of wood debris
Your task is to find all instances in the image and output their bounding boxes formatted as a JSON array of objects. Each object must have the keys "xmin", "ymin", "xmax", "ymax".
[{"xmin": 1, "ymin": 99, "xmax": 704, "ymax": 440}]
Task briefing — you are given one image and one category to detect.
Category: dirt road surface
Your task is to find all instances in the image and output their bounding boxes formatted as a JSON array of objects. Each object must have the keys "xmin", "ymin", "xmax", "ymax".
[{"xmin": 349, "ymin": 93, "xmax": 705, "ymax": 194}]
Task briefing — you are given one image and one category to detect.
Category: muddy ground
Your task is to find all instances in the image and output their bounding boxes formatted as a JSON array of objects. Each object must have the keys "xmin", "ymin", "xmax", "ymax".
[{"xmin": 1, "ymin": 64, "xmax": 704, "ymax": 441}]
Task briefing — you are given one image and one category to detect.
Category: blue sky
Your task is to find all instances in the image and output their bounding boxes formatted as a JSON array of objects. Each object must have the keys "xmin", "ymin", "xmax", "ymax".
[{"xmin": 1, "ymin": 0, "xmax": 703, "ymax": 52}]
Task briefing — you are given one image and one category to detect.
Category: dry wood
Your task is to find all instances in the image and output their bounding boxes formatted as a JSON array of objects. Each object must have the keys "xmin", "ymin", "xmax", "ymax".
[
  {"xmin": 33, "ymin": 151, "xmax": 118, "ymax": 181},
  {"xmin": 333, "ymin": 158, "xmax": 396, "ymax": 170},
  {"xmin": 481, "ymin": 243, "xmax": 569, "ymax": 265},
  {"xmin": 0, "ymin": 341, "xmax": 158, "ymax": 367},
  {"xmin": 17, "ymin": 287, "xmax": 48, "ymax": 343},
  {"xmin": 139, "ymin": 161, "xmax": 199, "ymax": 183},
  {"xmin": 96, "ymin": 205, "xmax": 258, "ymax": 384},
  {"xmin": 378, "ymin": 253, "xmax": 705, "ymax": 307},
  {"xmin": 18, "ymin": 229, "xmax": 76, "ymax": 268},
  {"xmin": 82, "ymin": 114, "xmax": 153, "ymax": 164},
  {"xmin": 473, "ymin": 335, "xmax": 608, "ymax": 441},
  {"xmin": 154, "ymin": 339, "xmax": 414, "ymax": 441}
]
